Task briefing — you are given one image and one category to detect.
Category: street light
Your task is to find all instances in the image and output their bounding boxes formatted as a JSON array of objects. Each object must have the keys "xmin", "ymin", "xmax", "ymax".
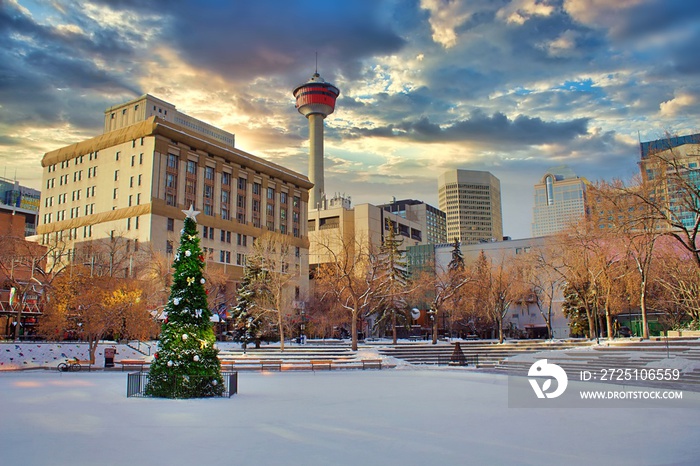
[{"xmin": 427, "ymin": 308, "xmax": 436, "ymax": 345}]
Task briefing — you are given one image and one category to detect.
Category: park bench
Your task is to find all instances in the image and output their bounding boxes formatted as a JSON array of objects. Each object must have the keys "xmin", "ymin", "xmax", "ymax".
[
  {"xmin": 261, "ymin": 360, "xmax": 282, "ymax": 371},
  {"xmin": 310, "ymin": 360, "xmax": 333, "ymax": 371},
  {"xmin": 117, "ymin": 359, "xmax": 150, "ymax": 372},
  {"xmin": 361, "ymin": 359, "xmax": 383, "ymax": 370}
]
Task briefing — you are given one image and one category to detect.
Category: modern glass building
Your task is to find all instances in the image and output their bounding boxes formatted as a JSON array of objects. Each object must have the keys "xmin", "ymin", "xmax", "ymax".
[{"xmin": 531, "ymin": 166, "xmax": 588, "ymax": 237}]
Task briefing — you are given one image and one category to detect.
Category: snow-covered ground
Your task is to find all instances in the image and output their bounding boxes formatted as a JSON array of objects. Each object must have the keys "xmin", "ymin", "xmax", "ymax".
[{"xmin": 2, "ymin": 368, "xmax": 699, "ymax": 466}]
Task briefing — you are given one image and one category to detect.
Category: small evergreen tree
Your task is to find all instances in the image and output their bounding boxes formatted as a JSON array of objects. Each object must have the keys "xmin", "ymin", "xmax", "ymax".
[
  {"xmin": 448, "ymin": 238, "xmax": 465, "ymax": 272},
  {"xmin": 375, "ymin": 221, "xmax": 409, "ymax": 343},
  {"xmin": 231, "ymin": 263, "xmax": 266, "ymax": 348},
  {"xmin": 145, "ymin": 206, "xmax": 224, "ymax": 398}
]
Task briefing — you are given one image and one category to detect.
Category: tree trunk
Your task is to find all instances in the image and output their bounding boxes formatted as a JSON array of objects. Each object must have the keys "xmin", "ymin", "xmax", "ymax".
[
  {"xmin": 585, "ymin": 307, "xmax": 595, "ymax": 340},
  {"xmin": 391, "ymin": 310, "xmax": 397, "ymax": 345},
  {"xmin": 498, "ymin": 317, "xmax": 504, "ymax": 344},
  {"xmin": 351, "ymin": 311, "xmax": 358, "ymax": 351},
  {"xmin": 88, "ymin": 338, "xmax": 98, "ymax": 364},
  {"xmin": 278, "ymin": 311, "xmax": 285, "ymax": 351},
  {"xmin": 640, "ymin": 284, "xmax": 649, "ymax": 339}
]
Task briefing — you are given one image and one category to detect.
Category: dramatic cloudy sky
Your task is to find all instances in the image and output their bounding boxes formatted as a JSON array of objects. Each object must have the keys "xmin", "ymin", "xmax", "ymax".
[{"xmin": 1, "ymin": 0, "xmax": 699, "ymax": 238}]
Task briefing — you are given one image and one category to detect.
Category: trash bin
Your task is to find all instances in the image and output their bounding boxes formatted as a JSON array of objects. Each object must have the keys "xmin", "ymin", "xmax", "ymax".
[{"xmin": 104, "ymin": 347, "xmax": 116, "ymax": 368}]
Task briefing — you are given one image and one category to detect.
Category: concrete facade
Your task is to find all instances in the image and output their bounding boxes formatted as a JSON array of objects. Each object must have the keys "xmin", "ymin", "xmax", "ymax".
[
  {"xmin": 38, "ymin": 97, "xmax": 311, "ymax": 295},
  {"xmin": 437, "ymin": 169, "xmax": 503, "ymax": 245}
]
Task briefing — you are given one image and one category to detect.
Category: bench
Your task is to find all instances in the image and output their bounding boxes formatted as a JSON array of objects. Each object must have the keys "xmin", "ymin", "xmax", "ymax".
[
  {"xmin": 117, "ymin": 359, "xmax": 150, "ymax": 372},
  {"xmin": 310, "ymin": 360, "xmax": 333, "ymax": 371},
  {"xmin": 361, "ymin": 359, "xmax": 382, "ymax": 370},
  {"xmin": 261, "ymin": 360, "xmax": 282, "ymax": 371},
  {"xmin": 76, "ymin": 359, "xmax": 93, "ymax": 372},
  {"xmin": 408, "ymin": 335, "xmax": 422, "ymax": 342}
]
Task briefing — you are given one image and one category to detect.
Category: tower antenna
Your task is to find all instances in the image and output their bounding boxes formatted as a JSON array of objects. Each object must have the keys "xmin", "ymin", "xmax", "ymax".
[{"xmin": 315, "ymin": 51, "xmax": 318, "ymax": 74}]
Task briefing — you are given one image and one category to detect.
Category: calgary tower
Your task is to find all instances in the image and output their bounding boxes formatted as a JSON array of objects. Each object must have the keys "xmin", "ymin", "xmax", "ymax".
[{"xmin": 293, "ymin": 71, "xmax": 340, "ymax": 209}]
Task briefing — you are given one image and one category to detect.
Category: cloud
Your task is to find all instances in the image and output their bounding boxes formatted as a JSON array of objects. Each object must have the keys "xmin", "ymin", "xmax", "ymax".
[
  {"xmin": 346, "ymin": 111, "xmax": 589, "ymax": 147},
  {"xmin": 496, "ymin": 0, "xmax": 556, "ymax": 25},
  {"xmin": 659, "ymin": 92, "xmax": 698, "ymax": 117}
]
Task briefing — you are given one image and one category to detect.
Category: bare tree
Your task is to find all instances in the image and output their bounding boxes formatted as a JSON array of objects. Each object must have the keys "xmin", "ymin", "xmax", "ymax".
[
  {"xmin": 246, "ymin": 232, "xmax": 299, "ymax": 351},
  {"xmin": 626, "ymin": 138, "xmax": 700, "ymax": 269},
  {"xmin": 466, "ymin": 251, "xmax": 527, "ymax": 343},
  {"xmin": 520, "ymin": 245, "xmax": 564, "ymax": 339},
  {"xmin": 38, "ymin": 267, "xmax": 157, "ymax": 362},
  {"xmin": 0, "ymin": 233, "xmax": 70, "ymax": 339},
  {"xmin": 313, "ymin": 230, "xmax": 381, "ymax": 351}
]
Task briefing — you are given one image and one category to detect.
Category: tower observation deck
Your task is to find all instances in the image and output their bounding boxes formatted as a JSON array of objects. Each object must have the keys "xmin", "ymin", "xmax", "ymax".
[{"xmin": 293, "ymin": 72, "xmax": 340, "ymax": 209}]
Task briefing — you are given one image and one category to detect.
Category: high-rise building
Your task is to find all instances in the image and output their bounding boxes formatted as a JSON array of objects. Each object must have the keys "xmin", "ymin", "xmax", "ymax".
[
  {"xmin": 293, "ymin": 72, "xmax": 340, "ymax": 209},
  {"xmin": 378, "ymin": 198, "xmax": 447, "ymax": 245},
  {"xmin": 37, "ymin": 95, "xmax": 312, "ymax": 293},
  {"xmin": 437, "ymin": 169, "xmax": 503, "ymax": 244},
  {"xmin": 531, "ymin": 166, "xmax": 588, "ymax": 237},
  {"xmin": 640, "ymin": 133, "xmax": 700, "ymax": 230}
]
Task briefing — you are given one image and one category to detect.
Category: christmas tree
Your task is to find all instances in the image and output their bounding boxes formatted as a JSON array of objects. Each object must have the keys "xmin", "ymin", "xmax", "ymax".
[{"xmin": 145, "ymin": 206, "xmax": 224, "ymax": 398}]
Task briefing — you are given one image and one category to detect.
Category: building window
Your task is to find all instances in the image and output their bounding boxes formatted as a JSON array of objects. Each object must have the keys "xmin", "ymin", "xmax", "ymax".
[
  {"xmin": 113, "ymin": 188, "xmax": 118, "ymax": 200},
  {"xmin": 114, "ymin": 170, "xmax": 119, "ymax": 181},
  {"xmin": 187, "ymin": 160, "xmax": 197, "ymax": 174},
  {"xmin": 267, "ymin": 187, "xmax": 275, "ymax": 200},
  {"xmin": 205, "ymin": 166, "xmax": 214, "ymax": 180},
  {"xmin": 167, "ymin": 154, "xmax": 178, "ymax": 168},
  {"xmin": 238, "ymin": 177, "xmax": 246, "ymax": 191},
  {"xmin": 116, "ymin": 151, "xmax": 120, "ymax": 161},
  {"xmin": 280, "ymin": 192, "xmax": 287, "ymax": 204},
  {"xmin": 253, "ymin": 182, "xmax": 261, "ymax": 195},
  {"xmin": 166, "ymin": 241, "xmax": 173, "ymax": 255},
  {"xmin": 167, "ymin": 218, "xmax": 174, "ymax": 231},
  {"xmin": 222, "ymin": 172, "xmax": 231, "ymax": 186}
]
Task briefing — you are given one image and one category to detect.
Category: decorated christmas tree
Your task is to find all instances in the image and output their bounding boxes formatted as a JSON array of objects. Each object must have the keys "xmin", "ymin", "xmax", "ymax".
[{"xmin": 145, "ymin": 206, "xmax": 224, "ymax": 398}]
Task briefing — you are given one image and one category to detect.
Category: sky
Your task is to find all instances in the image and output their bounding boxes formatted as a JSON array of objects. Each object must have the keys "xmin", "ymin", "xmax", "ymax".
[{"xmin": 1, "ymin": 0, "xmax": 699, "ymax": 239}]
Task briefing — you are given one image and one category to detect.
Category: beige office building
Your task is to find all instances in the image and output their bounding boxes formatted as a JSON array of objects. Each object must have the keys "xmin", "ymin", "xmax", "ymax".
[
  {"xmin": 438, "ymin": 169, "xmax": 503, "ymax": 244},
  {"xmin": 38, "ymin": 95, "xmax": 311, "ymax": 294},
  {"xmin": 308, "ymin": 195, "xmax": 425, "ymax": 267}
]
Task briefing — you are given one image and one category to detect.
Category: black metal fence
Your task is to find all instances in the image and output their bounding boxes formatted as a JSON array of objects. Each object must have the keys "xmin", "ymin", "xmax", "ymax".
[
  {"xmin": 437, "ymin": 354, "xmax": 479, "ymax": 367},
  {"xmin": 127, "ymin": 371, "xmax": 238, "ymax": 398}
]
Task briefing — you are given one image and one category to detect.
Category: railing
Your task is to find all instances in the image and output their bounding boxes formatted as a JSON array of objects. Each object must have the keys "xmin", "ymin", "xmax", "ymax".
[
  {"xmin": 437, "ymin": 354, "xmax": 479, "ymax": 367},
  {"xmin": 127, "ymin": 371, "xmax": 238, "ymax": 398}
]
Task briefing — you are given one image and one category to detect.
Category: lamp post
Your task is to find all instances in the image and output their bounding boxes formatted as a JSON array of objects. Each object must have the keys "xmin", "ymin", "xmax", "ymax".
[
  {"xmin": 300, "ymin": 309, "xmax": 306, "ymax": 345},
  {"xmin": 428, "ymin": 308, "xmax": 436, "ymax": 344}
]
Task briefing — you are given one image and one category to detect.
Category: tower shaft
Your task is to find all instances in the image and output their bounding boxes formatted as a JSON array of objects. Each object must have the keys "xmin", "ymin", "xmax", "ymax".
[{"xmin": 308, "ymin": 113, "xmax": 325, "ymax": 208}]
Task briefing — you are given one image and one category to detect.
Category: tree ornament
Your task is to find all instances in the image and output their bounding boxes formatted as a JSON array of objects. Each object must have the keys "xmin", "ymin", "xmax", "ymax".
[
  {"xmin": 193, "ymin": 355, "xmax": 200, "ymax": 362},
  {"xmin": 182, "ymin": 334, "xmax": 188, "ymax": 341},
  {"xmin": 200, "ymin": 278, "xmax": 206, "ymax": 284},
  {"xmin": 173, "ymin": 298, "xmax": 180, "ymax": 305},
  {"xmin": 187, "ymin": 277, "xmax": 195, "ymax": 286},
  {"xmin": 182, "ymin": 205, "xmax": 200, "ymax": 221},
  {"xmin": 167, "ymin": 360, "xmax": 173, "ymax": 367},
  {"xmin": 185, "ymin": 250, "xmax": 192, "ymax": 257}
]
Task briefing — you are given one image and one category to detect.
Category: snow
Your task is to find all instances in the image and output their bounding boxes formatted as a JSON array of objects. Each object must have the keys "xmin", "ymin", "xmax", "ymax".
[{"xmin": 2, "ymin": 367, "xmax": 700, "ymax": 465}]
